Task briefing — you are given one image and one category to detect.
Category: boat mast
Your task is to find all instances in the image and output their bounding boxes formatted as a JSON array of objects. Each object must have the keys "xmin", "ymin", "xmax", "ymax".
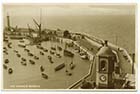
[
  {"xmin": 40, "ymin": 8, "xmax": 42, "ymax": 26},
  {"xmin": 39, "ymin": 8, "xmax": 42, "ymax": 38},
  {"xmin": 115, "ymin": 34, "xmax": 118, "ymax": 46}
]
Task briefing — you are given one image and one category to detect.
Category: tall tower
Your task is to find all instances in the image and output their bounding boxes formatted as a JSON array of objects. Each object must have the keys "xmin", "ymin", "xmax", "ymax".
[
  {"xmin": 7, "ymin": 14, "xmax": 11, "ymax": 31},
  {"xmin": 95, "ymin": 40, "xmax": 116, "ymax": 89}
]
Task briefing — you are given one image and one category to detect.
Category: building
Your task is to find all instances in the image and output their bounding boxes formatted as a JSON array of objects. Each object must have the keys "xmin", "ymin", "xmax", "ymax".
[
  {"xmin": 69, "ymin": 40, "xmax": 135, "ymax": 89},
  {"xmin": 95, "ymin": 40, "xmax": 116, "ymax": 88}
]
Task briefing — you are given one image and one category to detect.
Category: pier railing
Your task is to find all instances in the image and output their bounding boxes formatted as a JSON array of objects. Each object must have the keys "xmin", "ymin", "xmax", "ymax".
[
  {"xmin": 78, "ymin": 33, "xmax": 133, "ymax": 65},
  {"xmin": 68, "ymin": 57, "xmax": 95, "ymax": 89}
]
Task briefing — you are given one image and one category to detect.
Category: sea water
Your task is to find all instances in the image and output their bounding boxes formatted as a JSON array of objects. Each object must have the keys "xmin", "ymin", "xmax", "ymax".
[{"xmin": 3, "ymin": 15, "xmax": 135, "ymax": 53}]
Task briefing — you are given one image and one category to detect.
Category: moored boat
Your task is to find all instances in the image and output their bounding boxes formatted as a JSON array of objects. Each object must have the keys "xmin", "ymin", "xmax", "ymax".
[
  {"xmin": 34, "ymin": 56, "xmax": 39, "ymax": 60},
  {"xmin": 51, "ymin": 47, "xmax": 56, "ymax": 50},
  {"xmin": 21, "ymin": 57, "xmax": 26, "ymax": 61},
  {"xmin": 43, "ymin": 48, "xmax": 48, "ymax": 52},
  {"xmin": 3, "ymin": 64, "xmax": 8, "ymax": 69},
  {"xmin": 64, "ymin": 49, "xmax": 74, "ymax": 57},
  {"xmin": 4, "ymin": 59, "xmax": 9, "ymax": 64},
  {"xmin": 40, "ymin": 65, "xmax": 45, "ymax": 72},
  {"xmin": 18, "ymin": 44, "xmax": 26, "ymax": 48},
  {"xmin": 57, "ymin": 46, "xmax": 62, "ymax": 51},
  {"xmin": 29, "ymin": 60, "xmax": 35, "ymax": 65},
  {"xmin": 70, "ymin": 63, "xmax": 75, "ymax": 70},
  {"xmin": 17, "ymin": 54, "xmax": 21, "ymax": 57},
  {"xmin": 8, "ymin": 68, "xmax": 13, "ymax": 74},
  {"xmin": 42, "ymin": 73, "xmax": 48, "ymax": 79},
  {"xmin": 21, "ymin": 61, "xmax": 27, "ymax": 66},
  {"xmin": 55, "ymin": 63, "xmax": 65, "ymax": 71},
  {"xmin": 28, "ymin": 53, "xmax": 33, "ymax": 56},
  {"xmin": 40, "ymin": 51, "xmax": 44, "ymax": 55},
  {"xmin": 10, "ymin": 36, "xmax": 23, "ymax": 40}
]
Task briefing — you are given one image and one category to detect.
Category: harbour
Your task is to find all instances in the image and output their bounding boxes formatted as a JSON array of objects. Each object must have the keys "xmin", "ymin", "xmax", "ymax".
[
  {"xmin": 3, "ymin": 4, "xmax": 136, "ymax": 89},
  {"xmin": 3, "ymin": 38, "xmax": 91, "ymax": 89}
]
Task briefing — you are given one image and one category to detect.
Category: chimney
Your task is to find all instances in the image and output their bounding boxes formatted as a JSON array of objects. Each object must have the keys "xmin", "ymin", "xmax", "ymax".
[
  {"xmin": 104, "ymin": 40, "xmax": 108, "ymax": 46},
  {"xmin": 7, "ymin": 14, "xmax": 10, "ymax": 31}
]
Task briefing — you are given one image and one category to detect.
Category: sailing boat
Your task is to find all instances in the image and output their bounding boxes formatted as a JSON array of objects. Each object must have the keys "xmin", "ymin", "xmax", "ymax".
[{"xmin": 69, "ymin": 61, "xmax": 75, "ymax": 70}]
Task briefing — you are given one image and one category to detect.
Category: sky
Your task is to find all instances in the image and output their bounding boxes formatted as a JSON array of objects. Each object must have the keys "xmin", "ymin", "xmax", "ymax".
[
  {"xmin": 2, "ymin": 4, "xmax": 135, "ymax": 53},
  {"xmin": 3, "ymin": 4, "xmax": 135, "ymax": 17}
]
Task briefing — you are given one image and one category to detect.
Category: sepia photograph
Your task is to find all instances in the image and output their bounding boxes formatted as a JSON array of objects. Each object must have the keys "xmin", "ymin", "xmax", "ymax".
[{"xmin": 2, "ymin": 3, "xmax": 136, "ymax": 90}]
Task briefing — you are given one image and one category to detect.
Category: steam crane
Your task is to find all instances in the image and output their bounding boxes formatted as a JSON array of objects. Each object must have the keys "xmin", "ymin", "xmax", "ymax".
[
  {"xmin": 27, "ymin": 24, "xmax": 34, "ymax": 38},
  {"xmin": 33, "ymin": 18, "xmax": 42, "ymax": 38}
]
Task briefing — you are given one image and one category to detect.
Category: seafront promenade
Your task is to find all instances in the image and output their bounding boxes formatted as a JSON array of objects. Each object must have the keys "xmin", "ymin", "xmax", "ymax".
[
  {"xmin": 67, "ymin": 34, "xmax": 135, "ymax": 89},
  {"xmin": 79, "ymin": 34, "xmax": 134, "ymax": 74}
]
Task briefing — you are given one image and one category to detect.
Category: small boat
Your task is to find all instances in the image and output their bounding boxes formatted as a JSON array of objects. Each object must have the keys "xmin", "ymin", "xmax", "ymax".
[
  {"xmin": 123, "ymin": 55, "xmax": 128, "ymax": 60},
  {"xmin": 34, "ymin": 56, "xmax": 39, "ymax": 60},
  {"xmin": 36, "ymin": 45, "xmax": 41, "ymax": 49},
  {"xmin": 48, "ymin": 55, "xmax": 52, "ymax": 60},
  {"xmin": 36, "ymin": 45, "xmax": 43, "ymax": 50},
  {"xmin": 4, "ymin": 59, "xmax": 9, "ymax": 64},
  {"xmin": 64, "ymin": 49, "xmax": 74, "ymax": 57},
  {"xmin": 50, "ymin": 60, "xmax": 54, "ymax": 64},
  {"xmin": 40, "ymin": 47, "xmax": 44, "ymax": 50},
  {"xmin": 51, "ymin": 47, "xmax": 56, "ymax": 50},
  {"xmin": 3, "ymin": 50, "xmax": 8, "ymax": 53},
  {"xmin": 40, "ymin": 65, "xmax": 45, "ymax": 72},
  {"xmin": 42, "ymin": 73, "xmax": 48, "ymax": 79},
  {"xmin": 29, "ymin": 60, "xmax": 35, "ymax": 65},
  {"xmin": 24, "ymin": 49, "xmax": 30, "ymax": 52},
  {"xmin": 4, "ymin": 39, "xmax": 9, "ymax": 42},
  {"xmin": 65, "ymin": 69, "xmax": 72, "ymax": 76},
  {"xmin": 14, "ymin": 50, "xmax": 18, "ymax": 53},
  {"xmin": 70, "ymin": 63, "xmax": 75, "ymax": 70},
  {"xmin": 4, "ymin": 51, "xmax": 8, "ymax": 55},
  {"xmin": 57, "ymin": 46, "xmax": 62, "ymax": 51},
  {"xmin": 67, "ymin": 72, "xmax": 72, "ymax": 76},
  {"xmin": 10, "ymin": 36, "xmax": 23, "ymax": 40},
  {"xmin": 40, "ymin": 51, "xmax": 44, "ymax": 55},
  {"xmin": 43, "ymin": 49, "xmax": 48, "ymax": 52},
  {"xmin": 56, "ymin": 53, "xmax": 61, "ymax": 58},
  {"xmin": 8, "ymin": 68, "xmax": 13, "ymax": 74},
  {"xmin": 28, "ymin": 53, "xmax": 33, "ymax": 56},
  {"xmin": 21, "ymin": 61, "xmax": 27, "ymax": 66},
  {"xmin": 50, "ymin": 50, "xmax": 55, "ymax": 55},
  {"xmin": 8, "ymin": 44, "xmax": 12, "ymax": 48},
  {"xmin": 3, "ymin": 64, "xmax": 8, "ymax": 69},
  {"xmin": 18, "ymin": 44, "xmax": 26, "ymax": 48},
  {"xmin": 55, "ymin": 63, "xmax": 65, "ymax": 71},
  {"xmin": 17, "ymin": 54, "xmax": 21, "ymax": 57},
  {"xmin": 65, "ymin": 69, "xmax": 68, "ymax": 73},
  {"xmin": 3, "ymin": 47, "xmax": 7, "ymax": 50},
  {"xmin": 3, "ymin": 50, "xmax": 6, "ymax": 53},
  {"xmin": 21, "ymin": 58, "xmax": 26, "ymax": 61}
]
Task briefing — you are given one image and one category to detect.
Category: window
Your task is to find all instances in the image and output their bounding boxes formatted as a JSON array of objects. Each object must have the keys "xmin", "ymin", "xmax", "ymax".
[{"xmin": 100, "ymin": 60, "xmax": 107, "ymax": 72}]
